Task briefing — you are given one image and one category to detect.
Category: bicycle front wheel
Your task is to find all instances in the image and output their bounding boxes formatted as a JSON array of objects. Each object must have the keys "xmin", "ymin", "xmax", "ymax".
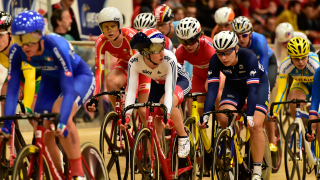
[
  {"xmin": 12, "ymin": 145, "xmax": 52, "ymax": 180},
  {"xmin": 131, "ymin": 128, "xmax": 159, "ymax": 180},
  {"xmin": 99, "ymin": 111, "xmax": 130, "ymax": 180},
  {"xmin": 81, "ymin": 142, "xmax": 108, "ymax": 180},
  {"xmin": 284, "ymin": 123, "xmax": 306, "ymax": 180},
  {"xmin": 272, "ymin": 122, "xmax": 282, "ymax": 173},
  {"xmin": 212, "ymin": 128, "xmax": 238, "ymax": 180}
]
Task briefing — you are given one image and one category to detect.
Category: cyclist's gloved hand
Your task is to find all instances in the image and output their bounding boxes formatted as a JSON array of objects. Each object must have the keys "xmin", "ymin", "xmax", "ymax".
[
  {"xmin": 268, "ymin": 112, "xmax": 277, "ymax": 122},
  {"xmin": 247, "ymin": 116, "xmax": 254, "ymax": 127},
  {"xmin": 51, "ymin": 123, "xmax": 69, "ymax": 138},
  {"xmin": 197, "ymin": 114, "xmax": 209, "ymax": 129},
  {"xmin": 118, "ymin": 113, "xmax": 131, "ymax": 130},
  {"xmin": 161, "ymin": 113, "xmax": 174, "ymax": 129},
  {"xmin": 86, "ymin": 98, "xmax": 98, "ymax": 112}
]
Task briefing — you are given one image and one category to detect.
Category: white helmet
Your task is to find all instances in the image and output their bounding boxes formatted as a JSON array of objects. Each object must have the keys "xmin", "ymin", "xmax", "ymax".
[
  {"xmin": 231, "ymin": 16, "xmax": 252, "ymax": 33},
  {"xmin": 176, "ymin": 17, "xmax": 201, "ymax": 40},
  {"xmin": 213, "ymin": 31, "xmax": 238, "ymax": 50},
  {"xmin": 98, "ymin": 7, "xmax": 123, "ymax": 31},
  {"xmin": 275, "ymin": 23, "xmax": 294, "ymax": 43},
  {"xmin": 134, "ymin": 13, "xmax": 157, "ymax": 31},
  {"xmin": 214, "ymin": 7, "xmax": 235, "ymax": 24}
]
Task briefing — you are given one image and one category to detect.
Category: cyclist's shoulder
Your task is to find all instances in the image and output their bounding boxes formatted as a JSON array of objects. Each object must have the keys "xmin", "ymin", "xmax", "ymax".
[
  {"xmin": 238, "ymin": 48, "xmax": 257, "ymax": 60},
  {"xmin": 279, "ymin": 56, "xmax": 293, "ymax": 74},
  {"xmin": 128, "ymin": 52, "xmax": 141, "ymax": 65},
  {"xmin": 95, "ymin": 34, "xmax": 109, "ymax": 48},
  {"xmin": 164, "ymin": 49, "xmax": 177, "ymax": 62},
  {"xmin": 308, "ymin": 52, "xmax": 319, "ymax": 62},
  {"xmin": 121, "ymin": 28, "xmax": 137, "ymax": 40}
]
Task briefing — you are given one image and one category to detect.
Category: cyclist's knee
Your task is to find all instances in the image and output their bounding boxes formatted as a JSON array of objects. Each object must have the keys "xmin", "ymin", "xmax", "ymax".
[{"xmin": 137, "ymin": 107, "xmax": 146, "ymax": 120}]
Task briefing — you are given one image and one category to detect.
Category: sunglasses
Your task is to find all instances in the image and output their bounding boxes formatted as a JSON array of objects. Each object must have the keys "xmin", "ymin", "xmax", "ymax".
[
  {"xmin": 216, "ymin": 47, "xmax": 235, "ymax": 56},
  {"xmin": 218, "ymin": 22, "xmax": 231, "ymax": 28},
  {"xmin": 145, "ymin": 43, "xmax": 165, "ymax": 54},
  {"xmin": 236, "ymin": 32, "xmax": 250, "ymax": 38},
  {"xmin": 178, "ymin": 33, "xmax": 201, "ymax": 46},
  {"xmin": 13, "ymin": 33, "xmax": 41, "ymax": 47}
]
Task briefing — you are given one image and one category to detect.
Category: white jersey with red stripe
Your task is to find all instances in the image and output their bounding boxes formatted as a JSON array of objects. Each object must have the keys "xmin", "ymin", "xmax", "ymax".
[{"xmin": 125, "ymin": 49, "xmax": 187, "ymax": 115}]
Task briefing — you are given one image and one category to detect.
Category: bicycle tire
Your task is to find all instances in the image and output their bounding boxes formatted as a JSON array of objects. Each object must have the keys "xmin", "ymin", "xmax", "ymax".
[
  {"xmin": 172, "ymin": 126, "xmax": 196, "ymax": 180},
  {"xmin": 99, "ymin": 111, "xmax": 130, "ymax": 180},
  {"xmin": 272, "ymin": 122, "xmax": 282, "ymax": 173},
  {"xmin": 212, "ymin": 128, "xmax": 238, "ymax": 180},
  {"xmin": 284, "ymin": 123, "xmax": 306, "ymax": 180},
  {"xmin": 184, "ymin": 117, "xmax": 204, "ymax": 179},
  {"xmin": 131, "ymin": 127, "xmax": 160, "ymax": 180},
  {"xmin": 12, "ymin": 144, "xmax": 52, "ymax": 180},
  {"xmin": 81, "ymin": 142, "xmax": 108, "ymax": 180}
]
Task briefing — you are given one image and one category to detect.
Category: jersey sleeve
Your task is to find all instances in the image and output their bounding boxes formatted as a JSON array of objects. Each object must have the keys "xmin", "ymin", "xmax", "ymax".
[
  {"xmin": 5, "ymin": 45, "xmax": 22, "ymax": 117},
  {"xmin": 255, "ymin": 35, "xmax": 270, "ymax": 75},
  {"xmin": 204, "ymin": 55, "xmax": 221, "ymax": 113},
  {"xmin": 310, "ymin": 67, "xmax": 320, "ymax": 116},
  {"xmin": 52, "ymin": 44, "xmax": 75, "ymax": 125},
  {"xmin": 175, "ymin": 45, "xmax": 185, "ymax": 65},
  {"xmin": 124, "ymin": 58, "xmax": 139, "ymax": 116},
  {"xmin": 245, "ymin": 54, "xmax": 261, "ymax": 117},
  {"xmin": 21, "ymin": 62, "xmax": 36, "ymax": 110},
  {"xmin": 164, "ymin": 59, "xmax": 178, "ymax": 115},
  {"xmin": 93, "ymin": 35, "xmax": 105, "ymax": 98},
  {"xmin": 274, "ymin": 39, "xmax": 281, "ymax": 65}
]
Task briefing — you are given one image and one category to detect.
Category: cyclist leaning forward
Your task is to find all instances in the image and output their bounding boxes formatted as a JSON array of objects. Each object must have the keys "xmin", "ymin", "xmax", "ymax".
[
  {"xmin": 175, "ymin": 17, "xmax": 220, "ymax": 115},
  {"xmin": 199, "ymin": 31, "xmax": 270, "ymax": 180},
  {"xmin": 269, "ymin": 37, "xmax": 319, "ymax": 123},
  {"xmin": 121, "ymin": 28, "xmax": 191, "ymax": 157},
  {"xmin": 3, "ymin": 11, "xmax": 95, "ymax": 179},
  {"xmin": 231, "ymin": 16, "xmax": 278, "ymax": 152},
  {"xmin": 0, "ymin": 11, "xmax": 41, "ymax": 138},
  {"xmin": 87, "ymin": 7, "xmax": 150, "ymax": 124}
]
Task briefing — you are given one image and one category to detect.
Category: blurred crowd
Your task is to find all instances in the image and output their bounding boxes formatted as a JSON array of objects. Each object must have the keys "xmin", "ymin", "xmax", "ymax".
[{"xmin": 131, "ymin": 0, "xmax": 320, "ymax": 44}]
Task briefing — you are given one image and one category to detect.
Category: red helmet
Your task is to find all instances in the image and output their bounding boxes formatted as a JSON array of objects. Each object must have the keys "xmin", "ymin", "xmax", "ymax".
[{"xmin": 153, "ymin": 4, "xmax": 174, "ymax": 24}]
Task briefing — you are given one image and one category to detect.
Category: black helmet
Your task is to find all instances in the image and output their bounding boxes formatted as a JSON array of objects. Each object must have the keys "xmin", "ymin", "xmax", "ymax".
[{"xmin": 0, "ymin": 11, "xmax": 12, "ymax": 31}]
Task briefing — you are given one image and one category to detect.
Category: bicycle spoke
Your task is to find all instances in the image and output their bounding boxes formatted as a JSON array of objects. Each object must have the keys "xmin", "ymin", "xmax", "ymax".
[
  {"xmin": 290, "ymin": 161, "xmax": 296, "ymax": 179},
  {"xmin": 103, "ymin": 130, "xmax": 115, "ymax": 152},
  {"xmin": 296, "ymin": 162, "xmax": 301, "ymax": 180},
  {"xmin": 107, "ymin": 155, "xmax": 117, "ymax": 172}
]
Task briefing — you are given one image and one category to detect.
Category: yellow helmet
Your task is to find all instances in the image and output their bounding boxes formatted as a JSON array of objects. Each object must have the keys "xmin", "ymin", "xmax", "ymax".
[{"xmin": 287, "ymin": 37, "xmax": 310, "ymax": 59}]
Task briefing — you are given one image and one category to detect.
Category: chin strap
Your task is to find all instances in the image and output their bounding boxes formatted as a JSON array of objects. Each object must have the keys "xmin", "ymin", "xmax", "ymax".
[
  {"xmin": 0, "ymin": 34, "xmax": 11, "ymax": 53},
  {"xmin": 114, "ymin": 29, "xmax": 122, "ymax": 41},
  {"xmin": 146, "ymin": 55, "xmax": 158, "ymax": 65},
  {"xmin": 37, "ymin": 40, "xmax": 42, "ymax": 52}
]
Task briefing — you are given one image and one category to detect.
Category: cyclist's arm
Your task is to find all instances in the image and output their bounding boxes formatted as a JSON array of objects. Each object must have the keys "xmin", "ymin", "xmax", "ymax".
[
  {"xmin": 124, "ymin": 58, "xmax": 139, "ymax": 116},
  {"xmin": 164, "ymin": 59, "xmax": 177, "ymax": 115},
  {"xmin": 310, "ymin": 67, "xmax": 320, "ymax": 117},
  {"xmin": 274, "ymin": 39, "xmax": 281, "ymax": 63},
  {"xmin": 92, "ymin": 37, "xmax": 105, "ymax": 98},
  {"xmin": 5, "ymin": 45, "xmax": 22, "ymax": 116},
  {"xmin": 21, "ymin": 62, "xmax": 36, "ymax": 112},
  {"xmin": 255, "ymin": 35, "xmax": 270, "ymax": 75},
  {"xmin": 53, "ymin": 45, "xmax": 75, "ymax": 126},
  {"xmin": 204, "ymin": 56, "xmax": 220, "ymax": 113},
  {"xmin": 245, "ymin": 55, "xmax": 260, "ymax": 117},
  {"xmin": 273, "ymin": 74, "xmax": 289, "ymax": 115}
]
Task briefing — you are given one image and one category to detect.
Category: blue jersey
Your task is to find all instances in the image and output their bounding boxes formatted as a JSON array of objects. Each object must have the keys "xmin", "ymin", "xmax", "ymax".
[
  {"xmin": 310, "ymin": 67, "xmax": 320, "ymax": 116},
  {"xmin": 204, "ymin": 48, "xmax": 268, "ymax": 116},
  {"xmin": 6, "ymin": 33, "xmax": 93, "ymax": 125},
  {"xmin": 242, "ymin": 32, "xmax": 274, "ymax": 75}
]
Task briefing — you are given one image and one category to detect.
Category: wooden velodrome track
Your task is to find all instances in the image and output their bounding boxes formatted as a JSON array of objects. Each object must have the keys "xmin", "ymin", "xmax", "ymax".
[{"xmin": 18, "ymin": 119, "xmax": 315, "ymax": 180}]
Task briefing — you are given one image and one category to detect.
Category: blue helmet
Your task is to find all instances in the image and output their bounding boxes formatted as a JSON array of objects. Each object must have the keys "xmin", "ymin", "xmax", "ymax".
[{"xmin": 11, "ymin": 11, "xmax": 45, "ymax": 37}]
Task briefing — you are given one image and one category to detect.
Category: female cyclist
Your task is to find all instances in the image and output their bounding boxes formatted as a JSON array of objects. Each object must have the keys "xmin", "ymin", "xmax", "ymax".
[
  {"xmin": 123, "ymin": 28, "xmax": 191, "ymax": 157},
  {"xmin": 200, "ymin": 31, "xmax": 269, "ymax": 180},
  {"xmin": 3, "ymin": 11, "xmax": 95, "ymax": 180}
]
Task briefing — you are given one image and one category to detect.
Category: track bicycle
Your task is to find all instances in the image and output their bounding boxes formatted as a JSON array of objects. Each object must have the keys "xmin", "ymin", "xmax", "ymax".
[
  {"xmin": 183, "ymin": 92, "xmax": 217, "ymax": 179},
  {"xmin": 209, "ymin": 109, "xmax": 271, "ymax": 180},
  {"xmin": 271, "ymin": 99, "xmax": 320, "ymax": 180},
  {"xmin": 124, "ymin": 102, "xmax": 196, "ymax": 179},
  {"xmin": 1, "ymin": 113, "xmax": 108, "ymax": 180},
  {"xmin": 0, "ymin": 95, "xmax": 26, "ymax": 179}
]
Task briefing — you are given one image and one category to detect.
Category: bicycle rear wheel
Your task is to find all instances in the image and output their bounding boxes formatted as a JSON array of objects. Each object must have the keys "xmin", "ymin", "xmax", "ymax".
[
  {"xmin": 271, "ymin": 122, "xmax": 282, "ymax": 173},
  {"xmin": 99, "ymin": 111, "xmax": 130, "ymax": 180},
  {"xmin": 184, "ymin": 117, "xmax": 204, "ymax": 179},
  {"xmin": 81, "ymin": 142, "xmax": 108, "ymax": 180},
  {"xmin": 131, "ymin": 128, "xmax": 159, "ymax": 180},
  {"xmin": 284, "ymin": 123, "xmax": 306, "ymax": 180},
  {"xmin": 212, "ymin": 128, "xmax": 238, "ymax": 180},
  {"xmin": 12, "ymin": 145, "xmax": 52, "ymax": 180}
]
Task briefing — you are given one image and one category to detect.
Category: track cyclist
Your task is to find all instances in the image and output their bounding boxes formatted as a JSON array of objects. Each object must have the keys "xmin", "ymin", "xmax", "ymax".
[
  {"xmin": 275, "ymin": 22, "xmax": 315, "ymax": 63},
  {"xmin": 269, "ymin": 37, "xmax": 319, "ymax": 124},
  {"xmin": 3, "ymin": 11, "xmax": 95, "ymax": 180},
  {"xmin": 122, "ymin": 28, "xmax": 191, "ymax": 158},
  {"xmin": 0, "ymin": 11, "xmax": 40, "ymax": 127},
  {"xmin": 232, "ymin": 16, "xmax": 278, "ymax": 153},
  {"xmin": 87, "ymin": 7, "xmax": 150, "ymax": 124},
  {"xmin": 175, "ymin": 17, "xmax": 218, "ymax": 115},
  {"xmin": 200, "ymin": 31, "xmax": 270, "ymax": 180}
]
